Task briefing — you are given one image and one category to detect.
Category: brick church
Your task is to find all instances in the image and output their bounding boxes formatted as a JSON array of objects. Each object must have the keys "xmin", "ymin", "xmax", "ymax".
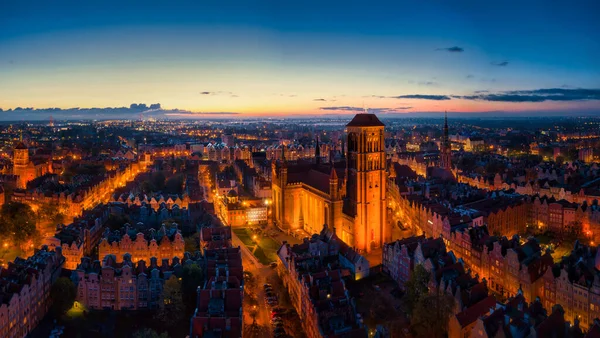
[{"xmin": 272, "ymin": 113, "xmax": 390, "ymax": 253}]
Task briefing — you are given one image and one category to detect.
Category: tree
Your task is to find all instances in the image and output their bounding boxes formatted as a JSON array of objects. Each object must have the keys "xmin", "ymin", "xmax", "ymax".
[
  {"xmin": 133, "ymin": 328, "xmax": 169, "ymax": 338},
  {"xmin": 181, "ymin": 264, "xmax": 204, "ymax": 314},
  {"xmin": 402, "ymin": 264, "xmax": 430, "ymax": 316},
  {"xmin": 184, "ymin": 234, "xmax": 199, "ymax": 254},
  {"xmin": 151, "ymin": 172, "xmax": 166, "ymax": 191},
  {"xmin": 165, "ymin": 174, "xmax": 184, "ymax": 194},
  {"xmin": 50, "ymin": 277, "xmax": 76, "ymax": 317},
  {"xmin": 0, "ymin": 202, "xmax": 39, "ymax": 249},
  {"xmin": 410, "ymin": 292, "xmax": 455, "ymax": 338},
  {"xmin": 37, "ymin": 203, "xmax": 65, "ymax": 225},
  {"xmin": 154, "ymin": 275, "xmax": 185, "ymax": 327}
]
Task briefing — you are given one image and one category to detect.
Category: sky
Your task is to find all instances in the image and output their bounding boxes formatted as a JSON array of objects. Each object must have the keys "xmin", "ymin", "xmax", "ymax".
[{"xmin": 1, "ymin": 0, "xmax": 599, "ymax": 117}]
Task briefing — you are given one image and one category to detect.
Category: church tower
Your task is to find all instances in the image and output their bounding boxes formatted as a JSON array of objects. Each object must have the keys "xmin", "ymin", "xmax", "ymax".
[
  {"xmin": 440, "ymin": 111, "xmax": 452, "ymax": 170},
  {"xmin": 13, "ymin": 136, "xmax": 30, "ymax": 189},
  {"xmin": 344, "ymin": 112, "xmax": 388, "ymax": 252}
]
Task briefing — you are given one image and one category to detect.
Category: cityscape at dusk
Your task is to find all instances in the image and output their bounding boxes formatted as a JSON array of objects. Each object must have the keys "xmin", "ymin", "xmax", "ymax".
[{"xmin": 2, "ymin": 2, "xmax": 600, "ymax": 338}]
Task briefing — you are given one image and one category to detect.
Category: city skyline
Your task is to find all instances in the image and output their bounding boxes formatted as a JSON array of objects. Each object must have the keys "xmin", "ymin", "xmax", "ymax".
[{"xmin": 1, "ymin": 0, "xmax": 600, "ymax": 118}]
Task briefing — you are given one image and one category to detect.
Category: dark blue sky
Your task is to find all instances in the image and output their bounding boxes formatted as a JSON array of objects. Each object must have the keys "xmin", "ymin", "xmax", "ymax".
[{"xmin": 1, "ymin": 0, "xmax": 599, "ymax": 115}]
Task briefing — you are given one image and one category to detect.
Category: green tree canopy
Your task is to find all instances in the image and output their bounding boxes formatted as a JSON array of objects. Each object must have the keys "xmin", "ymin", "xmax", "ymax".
[
  {"xmin": 181, "ymin": 263, "xmax": 204, "ymax": 315},
  {"xmin": 132, "ymin": 328, "xmax": 169, "ymax": 338},
  {"xmin": 184, "ymin": 234, "xmax": 198, "ymax": 254},
  {"xmin": 403, "ymin": 264, "xmax": 430, "ymax": 316},
  {"xmin": 410, "ymin": 292, "xmax": 455, "ymax": 338},
  {"xmin": 50, "ymin": 277, "xmax": 76, "ymax": 317},
  {"xmin": 154, "ymin": 275, "xmax": 185, "ymax": 328},
  {"xmin": 403, "ymin": 264, "xmax": 455, "ymax": 338},
  {"xmin": 0, "ymin": 202, "xmax": 39, "ymax": 248}
]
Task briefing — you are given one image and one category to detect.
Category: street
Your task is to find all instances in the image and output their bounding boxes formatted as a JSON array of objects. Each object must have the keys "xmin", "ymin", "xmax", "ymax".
[{"xmin": 232, "ymin": 230, "xmax": 273, "ymax": 338}]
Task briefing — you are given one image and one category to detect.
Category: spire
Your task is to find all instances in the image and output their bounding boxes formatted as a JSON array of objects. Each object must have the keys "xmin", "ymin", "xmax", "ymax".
[
  {"xmin": 19, "ymin": 130, "xmax": 23, "ymax": 142},
  {"xmin": 315, "ymin": 136, "xmax": 321, "ymax": 165},
  {"xmin": 330, "ymin": 166, "xmax": 338, "ymax": 181},
  {"xmin": 281, "ymin": 141, "xmax": 286, "ymax": 162},
  {"xmin": 444, "ymin": 111, "xmax": 449, "ymax": 144}
]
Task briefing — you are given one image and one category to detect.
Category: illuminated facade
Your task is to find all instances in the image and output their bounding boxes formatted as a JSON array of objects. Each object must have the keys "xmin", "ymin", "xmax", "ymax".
[
  {"xmin": 13, "ymin": 141, "xmax": 51, "ymax": 189},
  {"xmin": 272, "ymin": 113, "xmax": 389, "ymax": 253},
  {"xmin": 0, "ymin": 247, "xmax": 64, "ymax": 338},
  {"xmin": 98, "ymin": 226, "xmax": 185, "ymax": 264},
  {"xmin": 12, "ymin": 158, "xmax": 147, "ymax": 222}
]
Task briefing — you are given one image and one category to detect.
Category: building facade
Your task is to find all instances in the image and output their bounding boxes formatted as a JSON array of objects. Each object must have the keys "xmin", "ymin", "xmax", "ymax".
[
  {"xmin": 272, "ymin": 113, "xmax": 389, "ymax": 253},
  {"xmin": 97, "ymin": 226, "xmax": 185, "ymax": 264},
  {"xmin": 0, "ymin": 247, "xmax": 64, "ymax": 338}
]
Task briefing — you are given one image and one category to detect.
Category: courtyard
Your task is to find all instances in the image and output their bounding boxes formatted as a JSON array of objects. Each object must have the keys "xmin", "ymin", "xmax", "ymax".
[{"xmin": 233, "ymin": 227, "xmax": 282, "ymax": 265}]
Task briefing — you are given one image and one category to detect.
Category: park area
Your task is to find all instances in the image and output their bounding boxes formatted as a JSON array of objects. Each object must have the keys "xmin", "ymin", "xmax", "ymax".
[
  {"xmin": 533, "ymin": 231, "xmax": 578, "ymax": 261},
  {"xmin": 232, "ymin": 227, "xmax": 281, "ymax": 265}
]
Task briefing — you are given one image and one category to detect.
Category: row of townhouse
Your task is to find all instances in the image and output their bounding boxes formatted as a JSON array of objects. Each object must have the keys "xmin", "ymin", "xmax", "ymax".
[
  {"xmin": 434, "ymin": 218, "xmax": 600, "ymax": 331},
  {"xmin": 12, "ymin": 158, "xmax": 148, "ymax": 221},
  {"xmin": 0, "ymin": 247, "xmax": 64, "ymax": 338},
  {"xmin": 71, "ymin": 253, "xmax": 201, "ymax": 310},
  {"xmin": 98, "ymin": 225, "xmax": 185, "ymax": 264},
  {"xmin": 276, "ymin": 225, "xmax": 368, "ymax": 338},
  {"xmin": 381, "ymin": 235, "xmax": 593, "ymax": 337},
  {"xmin": 190, "ymin": 226, "xmax": 244, "ymax": 338}
]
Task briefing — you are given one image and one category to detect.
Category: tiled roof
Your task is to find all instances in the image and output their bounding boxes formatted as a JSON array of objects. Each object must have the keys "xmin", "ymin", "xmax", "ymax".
[
  {"xmin": 455, "ymin": 295, "xmax": 496, "ymax": 327},
  {"xmin": 346, "ymin": 113, "xmax": 385, "ymax": 127}
]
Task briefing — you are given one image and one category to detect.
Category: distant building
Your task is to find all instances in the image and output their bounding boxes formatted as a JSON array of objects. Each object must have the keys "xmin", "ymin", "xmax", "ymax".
[
  {"xmin": 579, "ymin": 148, "xmax": 594, "ymax": 163},
  {"xmin": 465, "ymin": 136, "xmax": 484, "ymax": 152},
  {"xmin": 13, "ymin": 141, "xmax": 51, "ymax": 189}
]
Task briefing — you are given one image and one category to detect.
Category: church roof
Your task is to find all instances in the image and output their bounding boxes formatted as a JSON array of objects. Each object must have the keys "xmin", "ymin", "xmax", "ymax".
[
  {"xmin": 346, "ymin": 113, "xmax": 385, "ymax": 127},
  {"xmin": 15, "ymin": 142, "xmax": 27, "ymax": 150}
]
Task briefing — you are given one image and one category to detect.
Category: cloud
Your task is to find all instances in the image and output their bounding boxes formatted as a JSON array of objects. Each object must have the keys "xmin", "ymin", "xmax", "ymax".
[
  {"xmin": 418, "ymin": 81, "xmax": 438, "ymax": 86},
  {"xmin": 491, "ymin": 61, "xmax": 509, "ymax": 66},
  {"xmin": 319, "ymin": 106, "xmax": 413, "ymax": 114},
  {"xmin": 390, "ymin": 94, "xmax": 451, "ymax": 100},
  {"xmin": 320, "ymin": 106, "xmax": 365, "ymax": 112},
  {"xmin": 466, "ymin": 74, "xmax": 475, "ymax": 79},
  {"xmin": 200, "ymin": 91, "xmax": 237, "ymax": 96},
  {"xmin": 313, "ymin": 98, "xmax": 327, "ymax": 101},
  {"xmin": 456, "ymin": 88, "xmax": 600, "ymax": 102},
  {"xmin": 370, "ymin": 107, "xmax": 413, "ymax": 114},
  {"xmin": 436, "ymin": 46, "xmax": 464, "ymax": 53},
  {"xmin": 165, "ymin": 112, "xmax": 240, "ymax": 116}
]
